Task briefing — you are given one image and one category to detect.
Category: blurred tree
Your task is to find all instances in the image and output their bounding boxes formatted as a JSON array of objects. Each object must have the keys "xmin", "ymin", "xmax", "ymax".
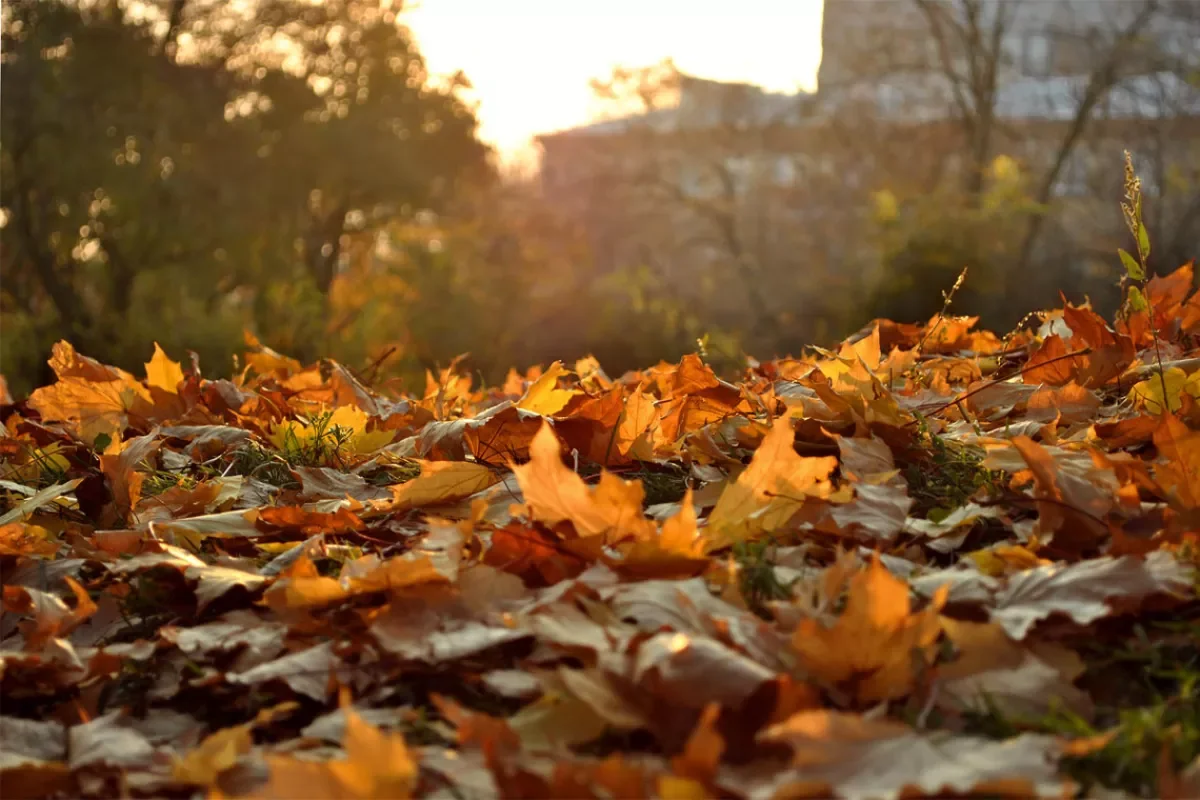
[
  {"xmin": 0, "ymin": 0, "xmax": 491, "ymax": 389},
  {"xmin": 818, "ymin": 0, "xmax": 1198, "ymax": 314}
]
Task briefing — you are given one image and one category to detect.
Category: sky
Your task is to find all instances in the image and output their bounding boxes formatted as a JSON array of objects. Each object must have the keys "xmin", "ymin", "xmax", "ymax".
[{"xmin": 403, "ymin": 0, "xmax": 826, "ymax": 162}]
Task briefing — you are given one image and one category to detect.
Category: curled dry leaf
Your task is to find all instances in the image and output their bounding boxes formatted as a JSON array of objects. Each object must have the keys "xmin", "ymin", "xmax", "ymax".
[
  {"xmin": 758, "ymin": 710, "xmax": 1073, "ymax": 800},
  {"xmin": 989, "ymin": 550, "xmax": 1192, "ymax": 640}
]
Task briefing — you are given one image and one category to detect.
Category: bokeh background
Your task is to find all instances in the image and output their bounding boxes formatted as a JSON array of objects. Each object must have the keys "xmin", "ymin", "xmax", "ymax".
[{"xmin": 3, "ymin": 0, "xmax": 1199, "ymax": 396}]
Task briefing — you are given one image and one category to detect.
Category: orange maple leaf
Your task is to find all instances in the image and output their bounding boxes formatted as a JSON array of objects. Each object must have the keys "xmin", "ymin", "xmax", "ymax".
[{"xmin": 792, "ymin": 556, "xmax": 947, "ymax": 702}]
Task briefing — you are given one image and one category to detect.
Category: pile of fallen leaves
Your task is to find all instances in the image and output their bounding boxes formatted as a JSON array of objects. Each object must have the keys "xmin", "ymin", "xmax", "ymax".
[{"xmin": 3, "ymin": 267, "xmax": 1200, "ymax": 800}]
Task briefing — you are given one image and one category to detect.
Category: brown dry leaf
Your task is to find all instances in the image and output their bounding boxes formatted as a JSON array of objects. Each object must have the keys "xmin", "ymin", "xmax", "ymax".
[
  {"xmin": 1022, "ymin": 334, "xmax": 1084, "ymax": 387},
  {"xmin": 827, "ymin": 481, "xmax": 912, "ymax": 542},
  {"xmin": 991, "ymin": 437, "xmax": 1117, "ymax": 551},
  {"xmin": 758, "ymin": 710, "xmax": 1073, "ymax": 800},
  {"xmin": 3, "ymin": 577, "xmax": 97, "ymax": 650},
  {"xmin": 792, "ymin": 556, "xmax": 946, "ymax": 702},
  {"xmin": 98, "ymin": 429, "xmax": 162, "ymax": 523},
  {"xmin": 1152, "ymin": 414, "xmax": 1200, "ymax": 510},
  {"xmin": 633, "ymin": 631, "xmax": 776, "ymax": 709},
  {"xmin": 294, "ymin": 467, "xmax": 391, "ymax": 503},
  {"xmin": 671, "ymin": 703, "xmax": 724, "ymax": 787},
  {"xmin": 705, "ymin": 417, "xmax": 837, "ymax": 549},
  {"xmin": 990, "ymin": 551, "xmax": 1193, "ymax": 639},
  {"xmin": 1026, "ymin": 382, "xmax": 1101, "ymax": 424},
  {"xmin": 616, "ymin": 387, "xmax": 660, "ymax": 461},
  {"xmin": 938, "ymin": 618, "xmax": 1091, "ymax": 718},
  {"xmin": 512, "ymin": 421, "xmax": 654, "ymax": 542},
  {"xmin": 68, "ymin": 711, "xmax": 157, "ymax": 770}
]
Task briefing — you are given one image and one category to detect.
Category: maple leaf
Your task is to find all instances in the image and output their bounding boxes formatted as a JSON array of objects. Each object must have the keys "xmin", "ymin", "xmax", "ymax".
[
  {"xmin": 616, "ymin": 386, "xmax": 660, "ymax": 461},
  {"xmin": 792, "ymin": 556, "xmax": 946, "ymax": 702},
  {"xmin": 989, "ymin": 551, "xmax": 1192, "ymax": 639},
  {"xmin": 1128, "ymin": 367, "xmax": 1200, "ymax": 414},
  {"xmin": 1153, "ymin": 414, "xmax": 1200, "ymax": 509},
  {"xmin": 705, "ymin": 417, "xmax": 837, "ymax": 549},
  {"xmin": 0, "ymin": 522, "xmax": 60, "ymax": 557},
  {"xmin": 144, "ymin": 342, "xmax": 185, "ymax": 394},
  {"xmin": 172, "ymin": 724, "xmax": 252, "ymax": 787},
  {"xmin": 516, "ymin": 360, "xmax": 580, "ymax": 416},
  {"xmin": 28, "ymin": 341, "xmax": 152, "ymax": 443},
  {"xmin": 938, "ymin": 618, "xmax": 1092, "ymax": 718},
  {"xmin": 387, "ymin": 459, "xmax": 497, "ymax": 511},
  {"xmin": 251, "ymin": 698, "xmax": 417, "ymax": 799},
  {"xmin": 986, "ymin": 437, "xmax": 1117, "ymax": 552},
  {"xmin": 511, "ymin": 421, "xmax": 654, "ymax": 542},
  {"xmin": 98, "ymin": 429, "xmax": 162, "ymax": 524},
  {"xmin": 3, "ymin": 576, "xmax": 97, "ymax": 650}
]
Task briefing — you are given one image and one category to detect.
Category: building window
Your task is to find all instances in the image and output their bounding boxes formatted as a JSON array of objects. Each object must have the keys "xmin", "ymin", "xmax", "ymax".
[{"xmin": 1024, "ymin": 34, "xmax": 1051, "ymax": 76}]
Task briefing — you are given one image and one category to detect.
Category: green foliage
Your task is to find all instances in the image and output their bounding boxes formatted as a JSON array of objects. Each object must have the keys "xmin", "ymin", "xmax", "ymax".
[
  {"xmin": 902, "ymin": 416, "xmax": 997, "ymax": 518},
  {"xmin": 1, "ymin": 0, "xmax": 492, "ymax": 390},
  {"xmin": 270, "ymin": 411, "xmax": 358, "ymax": 469},
  {"xmin": 866, "ymin": 156, "xmax": 1045, "ymax": 325},
  {"xmin": 733, "ymin": 537, "xmax": 794, "ymax": 619},
  {"xmin": 223, "ymin": 441, "xmax": 299, "ymax": 490},
  {"xmin": 1119, "ymin": 151, "xmax": 1154, "ymax": 319},
  {"xmin": 965, "ymin": 620, "xmax": 1200, "ymax": 798}
]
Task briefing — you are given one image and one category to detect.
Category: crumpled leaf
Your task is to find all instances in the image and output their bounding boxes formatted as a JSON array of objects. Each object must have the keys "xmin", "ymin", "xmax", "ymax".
[{"xmin": 990, "ymin": 551, "xmax": 1192, "ymax": 639}]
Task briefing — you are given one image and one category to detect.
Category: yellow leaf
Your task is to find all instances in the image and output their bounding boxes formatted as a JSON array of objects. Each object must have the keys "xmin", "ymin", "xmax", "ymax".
[
  {"xmin": 659, "ymin": 488, "xmax": 702, "ymax": 556},
  {"xmin": 511, "ymin": 421, "xmax": 653, "ymax": 542},
  {"xmin": 617, "ymin": 387, "xmax": 659, "ymax": 461},
  {"xmin": 516, "ymin": 361, "xmax": 579, "ymax": 416},
  {"xmin": 253, "ymin": 705, "xmax": 417, "ymax": 799},
  {"xmin": 705, "ymin": 418, "xmax": 836, "ymax": 549},
  {"xmin": 173, "ymin": 725, "xmax": 253, "ymax": 786},
  {"xmin": 657, "ymin": 776, "xmax": 711, "ymax": 800},
  {"xmin": 1128, "ymin": 367, "xmax": 1189, "ymax": 414},
  {"xmin": 792, "ymin": 557, "xmax": 947, "ymax": 702},
  {"xmin": 145, "ymin": 342, "xmax": 185, "ymax": 394},
  {"xmin": 388, "ymin": 460, "xmax": 497, "ymax": 511}
]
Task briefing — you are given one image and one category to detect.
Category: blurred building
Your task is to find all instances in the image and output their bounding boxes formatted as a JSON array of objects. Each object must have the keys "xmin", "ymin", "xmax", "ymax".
[{"xmin": 536, "ymin": 0, "xmax": 1200, "ymax": 324}]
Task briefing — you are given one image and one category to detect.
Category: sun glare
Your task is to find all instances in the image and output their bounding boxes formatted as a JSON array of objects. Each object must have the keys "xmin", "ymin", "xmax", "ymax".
[{"xmin": 404, "ymin": 0, "xmax": 825, "ymax": 161}]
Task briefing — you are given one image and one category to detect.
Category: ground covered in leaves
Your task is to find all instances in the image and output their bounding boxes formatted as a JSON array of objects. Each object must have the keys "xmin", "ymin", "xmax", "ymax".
[{"xmin": 3, "ymin": 268, "xmax": 1200, "ymax": 800}]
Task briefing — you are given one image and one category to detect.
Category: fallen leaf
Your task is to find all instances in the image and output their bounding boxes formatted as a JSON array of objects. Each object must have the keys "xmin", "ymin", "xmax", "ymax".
[
  {"xmin": 990, "ymin": 551, "xmax": 1192, "ymax": 639},
  {"xmin": 706, "ymin": 417, "xmax": 837, "ymax": 549},
  {"xmin": 758, "ymin": 710, "xmax": 1073, "ymax": 800},
  {"xmin": 511, "ymin": 421, "xmax": 653, "ymax": 542},
  {"xmin": 793, "ymin": 556, "xmax": 946, "ymax": 702},
  {"xmin": 516, "ymin": 361, "xmax": 580, "ymax": 416}
]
